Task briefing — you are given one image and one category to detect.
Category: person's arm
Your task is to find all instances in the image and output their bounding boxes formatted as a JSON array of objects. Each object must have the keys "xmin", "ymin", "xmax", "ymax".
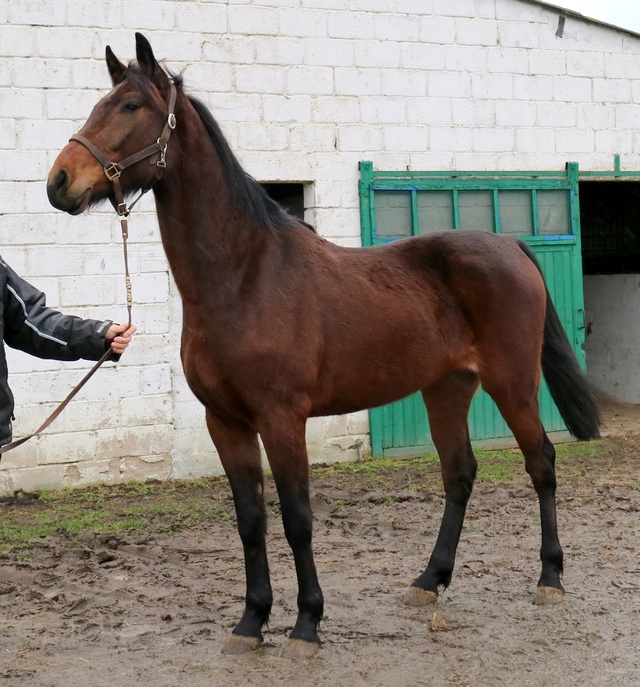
[{"xmin": 2, "ymin": 258, "xmax": 132, "ymax": 361}]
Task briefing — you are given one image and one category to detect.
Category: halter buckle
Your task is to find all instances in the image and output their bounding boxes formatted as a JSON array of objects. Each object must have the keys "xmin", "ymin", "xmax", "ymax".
[
  {"xmin": 104, "ymin": 163, "xmax": 122, "ymax": 181},
  {"xmin": 157, "ymin": 141, "xmax": 168, "ymax": 168}
]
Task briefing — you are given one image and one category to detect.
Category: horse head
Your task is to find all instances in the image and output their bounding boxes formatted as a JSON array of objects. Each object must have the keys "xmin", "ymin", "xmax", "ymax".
[{"xmin": 47, "ymin": 33, "xmax": 176, "ymax": 215}]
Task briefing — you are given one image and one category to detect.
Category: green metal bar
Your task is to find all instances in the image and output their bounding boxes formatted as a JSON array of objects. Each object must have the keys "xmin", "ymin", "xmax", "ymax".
[
  {"xmin": 531, "ymin": 189, "xmax": 539, "ymax": 236},
  {"xmin": 359, "ymin": 161, "xmax": 374, "ymax": 247},
  {"xmin": 493, "ymin": 189, "xmax": 500, "ymax": 234},
  {"xmin": 452, "ymin": 189, "xmax": 460, "ymax": 229},
  {"xmin": 410, "ymin": 189, "xmax": 419, "ymax": 236}
]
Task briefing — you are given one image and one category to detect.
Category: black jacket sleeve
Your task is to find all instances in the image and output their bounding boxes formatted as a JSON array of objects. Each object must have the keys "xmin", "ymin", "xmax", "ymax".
[{"xmin": 1, "ymin": 258, "xmax": 113, "ymax": 362}]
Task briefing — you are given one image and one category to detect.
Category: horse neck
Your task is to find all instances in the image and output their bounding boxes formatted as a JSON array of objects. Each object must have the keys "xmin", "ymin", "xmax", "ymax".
[{"xmin": 152, "ymin": 111, "xmax": 271, "ymax": 302}]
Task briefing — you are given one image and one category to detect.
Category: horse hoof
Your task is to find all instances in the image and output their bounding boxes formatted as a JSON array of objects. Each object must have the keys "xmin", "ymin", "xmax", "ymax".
[
  {"xmin": 221, "ymin": 634, "xmax": 262, "ymax": 655},
  {"xmin": 533, "ymin": 586, "xmax": 565, "ymax": 606},
  {"xmin": 281, "ymin": 638, "xmax": 321, "ymax": 660},
  {"xmin": 402, "ymin": 586, "xmax": 438, "ymax": 607}
]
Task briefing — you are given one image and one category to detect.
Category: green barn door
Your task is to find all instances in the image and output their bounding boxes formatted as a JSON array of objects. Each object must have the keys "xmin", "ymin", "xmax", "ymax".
[{"xmin": 359, "ymin": 162, "xmax": 585, "ymax": 457}]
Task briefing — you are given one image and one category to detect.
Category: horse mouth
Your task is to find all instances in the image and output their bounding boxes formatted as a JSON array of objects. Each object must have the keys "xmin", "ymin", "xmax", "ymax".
[{"xmin": 66, "ymin": 187, "xmax": 93, "ymax": 215}]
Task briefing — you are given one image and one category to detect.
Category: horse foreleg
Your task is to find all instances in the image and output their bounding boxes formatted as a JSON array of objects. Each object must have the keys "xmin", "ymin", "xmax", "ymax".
[
  {"xmin": 404, "ymin": 372, "xmax": 479, "ymax": 606},
  {"xmin": 259, "ymin": 411, "xmax": 323, "ymax": 659},
  {"xmin": 205, "ymin": 410, "xmax": 273, "ymax": 654}
]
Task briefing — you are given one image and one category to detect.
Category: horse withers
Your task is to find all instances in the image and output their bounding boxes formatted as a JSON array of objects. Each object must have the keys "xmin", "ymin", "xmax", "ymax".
[{"xmin": 46, "ymin": 33, "xmax": 600, "ymax": 658}]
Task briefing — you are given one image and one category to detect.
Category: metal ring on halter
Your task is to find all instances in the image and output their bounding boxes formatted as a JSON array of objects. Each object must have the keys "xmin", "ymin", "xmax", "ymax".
[{"xmin": 168, "ymin": 113, "xmax": 176, "ymax": 130}]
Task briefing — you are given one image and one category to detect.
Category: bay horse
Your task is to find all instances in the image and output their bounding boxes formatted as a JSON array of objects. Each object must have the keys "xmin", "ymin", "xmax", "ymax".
[{"xmin": 46, "ymin": 33, "xmax": 600, "ymax": 658}]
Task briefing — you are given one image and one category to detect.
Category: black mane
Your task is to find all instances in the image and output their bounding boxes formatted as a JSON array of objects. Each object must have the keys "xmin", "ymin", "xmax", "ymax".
[{"xmin": 168, "ymin": 74, "xmax": 313, "ymax": 233}]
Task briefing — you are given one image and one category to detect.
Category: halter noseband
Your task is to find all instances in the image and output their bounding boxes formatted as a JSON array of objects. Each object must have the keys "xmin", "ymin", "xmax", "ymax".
[{"xmin": 70, "ymin": 80, "xmax": 177, "ymax": 217}]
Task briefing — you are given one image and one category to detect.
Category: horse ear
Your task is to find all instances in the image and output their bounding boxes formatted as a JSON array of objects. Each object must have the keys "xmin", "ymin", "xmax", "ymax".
[
  {"xmin": 135, "ymin": 32, "xmax": 166, "ymax": 86},
  {"xmin": 105, "ymin": 46, "xmax": 126, "ymax": 85}
]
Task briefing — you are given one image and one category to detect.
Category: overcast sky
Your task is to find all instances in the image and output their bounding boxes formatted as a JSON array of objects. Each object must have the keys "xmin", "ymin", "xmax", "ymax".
[{"xmin": 551, "ymin": 0, "xmax": 640, "ymax": 34}]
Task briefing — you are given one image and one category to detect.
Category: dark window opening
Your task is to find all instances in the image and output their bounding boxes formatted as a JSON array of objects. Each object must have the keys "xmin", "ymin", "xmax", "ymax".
[
  {"xmin": 261, "ymin": 183, "xmax": 306, "ymax": 221},
  {"xmin": 581, "ymin": 181, "xmax": 640, "ymax": 274}
]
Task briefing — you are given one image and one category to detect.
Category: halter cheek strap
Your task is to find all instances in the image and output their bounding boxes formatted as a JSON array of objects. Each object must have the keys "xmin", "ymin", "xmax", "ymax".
[{"xmin": 70, "ymin": 81, "xmax": 177, "ymax": 218}]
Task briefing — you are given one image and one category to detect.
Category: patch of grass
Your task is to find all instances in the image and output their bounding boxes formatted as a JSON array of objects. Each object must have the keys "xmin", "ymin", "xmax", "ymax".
[{"xmin": 0, "ymin": 477, "xmax": 233, "ymax": 554}]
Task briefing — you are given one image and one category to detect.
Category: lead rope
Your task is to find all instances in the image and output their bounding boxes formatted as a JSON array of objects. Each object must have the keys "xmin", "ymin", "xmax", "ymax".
[{"xmin": 0, "ymin": 222, "xmax": 132, "ymax": 456}]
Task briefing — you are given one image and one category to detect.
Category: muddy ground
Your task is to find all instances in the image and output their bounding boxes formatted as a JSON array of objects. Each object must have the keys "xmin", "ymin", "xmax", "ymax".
[{"xmin": 1, "ymin": 404, "xmax": 639, "ymax": 687}]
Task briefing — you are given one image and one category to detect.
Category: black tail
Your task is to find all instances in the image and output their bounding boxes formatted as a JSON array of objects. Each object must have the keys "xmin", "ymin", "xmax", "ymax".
[{"xmin": 518, "ymin": 241, "xmax": 601, "ymax": 440}]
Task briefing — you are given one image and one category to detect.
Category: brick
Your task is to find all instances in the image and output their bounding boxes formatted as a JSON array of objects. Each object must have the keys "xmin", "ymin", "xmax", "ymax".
[
  {"xmin": 444, "ymin": 45, "xmax": 489, "ymax": 73},
  {"xmin": 60, "ymin": 274, "xmax": 117, "ymax": 307},
  {"xmin": 553, "ymin": 76, "xmax": 591, "ymax": 103},
  {"xmin": 382, "ymin": 69, "xmax": 426, "ymax": 97},
  {"xmin": 455, "ymin": 18, "xmax": 497, "ymax": 46},
  {"xmin": 419, "ymin": 16, "xmax": 455, "ymax": 44},
  {"xmin": 8, "ymin": 0, "xmax": 65, "ymax": 27},
  {"xmin": 429, "ymin": 126, "xmax": 473, "ymax": 153},
  {"xmin": 236, "ymin": 64, "xmax": 285, "ymax": 94},
  {"xmin": 65, "ymin": 0, "xmax": 122, "ymax": 29},
  {"xmin": 486, "ymin": 48, "xmax": 528, "ymax": 75},
  {"xmin": 334, "ymin": 67, "xmax": 381, "ymax": 96},
  {"xmin": 307, "ymin": 37, "xmax": 354, "ymax": 67},
  {"xmin": 528, "ymin": 49, "xmax": 566, "ymax": 76},
  {"xmin": 0, "ymin": 88, "xmax": 45, "ymax": 119},
  {"xmin": 472, "ymin": 127, "xmax": 516, "ymax": 153},
  {"xmin": 203, "ymin": 36, "xmax": 255, "ymax": 64},
  {"xmin": 375, "ymin": 13, "xmax": 420, "ymax": 42},
  {"xmin": 141, "ymin": 364, "xmax": 173, "ymax": 395},
  {"xmin": 360, "ymin": 96, "xmax": 406, "ymax": 124},
  {"xmin": 256, "ymin": 37, "xmax": 306, "ymax": 66},
  {"xmin": 593, "ymin": 78, "xmax": 632, "ymax": 103},
  {"xmin": 336, "ymin": 124, "xmax": 383, "ymax": 151},
  {"xmin": 516, "ymin": 127, "xmax": 555, "ymax": 153},
  {"xmin": 537, "ymin": 102, "xmax": 578, "ymax": 128},
  {"xmin": 279, "ymin": 8, "xmax": 328, "ymax": 38},
  {"xmin": 120, "ymin": 395, "xmax": 172, "ymax": 427},
  {"xmin": 287, "ymin": 66, "xmax": 333, "ymax": 95},
  {"xmin": 472, "ymin": 73, "xmax": 514, "ymax": 100},
  {"xmin": 0, "ymin": 185, "xmax": 26, "ymax": 220},
  {"xmin": 229, "ymin": 5, "xmax": 279, "ymax": 35},
  {"xmin": 427, "ymin": 71, "xmax": 471, "ymax": 98},
  {"xmin": 289, "ymin": 123, "xmax": 337, "ymax": 152},
  {"xmin": 616, "ymin": 104, "xmax": 640, "ymax": 130},
  {"xmin": 183, "ymin": 62, "xmax": 234, "ymax": 94},
  {"xmin": 176, "ymin": 4, "xmax": 227, "ymax": 33},
  {"xmin": 122, "ymin": 1, "xmax": 177, "ymax": 30},
  {"xmin": 556, "ymin": 128, "xmax": 595, "ymax": 153},
  {"xmin": 18, "ymin": 119, "xmax": 73, "ymax": 150},
  {"xmin": 312, "ymin": 96, "xmax": 359, "ymax": 123},
  {"xmin": 513, "ymin": 74, "xmax": 554, "ymax": 101},
  {"xmin": 0, "ymin": 150, "xmax": 48, "ymax": 182},
  {"xmin": 401, "ymin": 43, "xmax": 446, "ymax": 71},
  {"xmin": 407, "ymin": 99, "xmax": 452, "ymax": 127},
  {"xmin": 384, "ymin": 126, "xmax": 429, "ymax": 152},
  {"xmin": 495, "ymin": 101, "xmax": 536, "ymax": 127},
  {"xmin": 566, "ymin": 50, "xmax": 605, "ymax": 78},
  {"xmin": 34, "ymin": 27, "xmax": 95, "ymax": 58},
  {"xmin": 237, "ymin": 122, "xmax": 289, "ymax": 151},
  {"xmin": 328, "ymin": 11, "xmax": 374, "ymax": 39},
  {"xmin": 264, "ymin": 95, "xmax": 312, "ymax": 123}
]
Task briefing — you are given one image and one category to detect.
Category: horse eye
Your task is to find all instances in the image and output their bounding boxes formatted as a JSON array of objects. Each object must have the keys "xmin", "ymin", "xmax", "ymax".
[{"xmin": 122, "ymin": 102, "xmax": 141, "ymax": 113}]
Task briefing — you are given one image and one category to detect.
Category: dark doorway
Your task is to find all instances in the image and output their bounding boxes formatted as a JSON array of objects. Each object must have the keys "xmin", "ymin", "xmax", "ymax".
[
  {"xmin": 261, "ymin": 183, "xmax": 306, "ymax": 221},
  {"xmin": 580, "ymin": 181, "xmax": 640, "ymax": 274}
]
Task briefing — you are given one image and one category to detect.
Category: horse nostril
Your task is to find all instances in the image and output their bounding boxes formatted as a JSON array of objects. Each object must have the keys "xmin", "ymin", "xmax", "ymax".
[
  {"xmin": 47, "ymin": 169, "xmax": 68, "ymax": 205},
  {"xmin": 53, "ymin": 169, "xmax": 68, "ymax": 193}
]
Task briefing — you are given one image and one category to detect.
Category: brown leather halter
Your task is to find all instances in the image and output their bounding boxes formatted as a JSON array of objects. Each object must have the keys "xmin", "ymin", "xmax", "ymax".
[
  {"xmin": 0, "ymin": 82, "xmax": 178, "ymax": 457},
  {"xmin": 70, "ymin": 80, "xmax": 177, "ymax": 219}
]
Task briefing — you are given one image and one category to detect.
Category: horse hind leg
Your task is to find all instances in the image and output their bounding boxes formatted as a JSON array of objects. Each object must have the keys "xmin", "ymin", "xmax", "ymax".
[
  {"xmin": 483, "ymin": 375, "xmax": 565, "ymax": 605},
  {"xmin": 404, "ymin": 370, "xmax": 480, "ymax": 606},
  {"xmin": 204, "ymin": 410, "xmax": 273, "ymax": 655}
]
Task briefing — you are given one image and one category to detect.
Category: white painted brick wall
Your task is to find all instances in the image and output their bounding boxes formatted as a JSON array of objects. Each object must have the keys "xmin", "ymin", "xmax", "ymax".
[{"xmin": 2, "ymin": 0, "xmax": 640, "ymax": 493}]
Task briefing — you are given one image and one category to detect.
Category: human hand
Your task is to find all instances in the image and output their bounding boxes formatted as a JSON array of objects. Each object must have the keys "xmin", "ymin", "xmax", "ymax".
[{"xmin": 106, "ymin": 322, "xmax": 137, "ymax": 355}]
